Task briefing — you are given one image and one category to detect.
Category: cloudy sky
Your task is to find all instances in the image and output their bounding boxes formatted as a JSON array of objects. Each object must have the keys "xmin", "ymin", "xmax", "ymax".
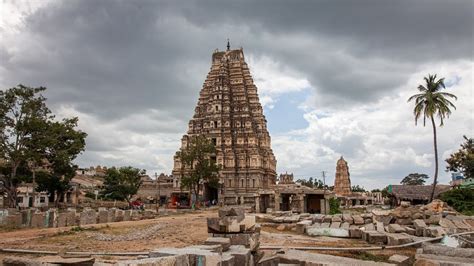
[{"xmin": 1, "ymin": 0, "xmax": 472, "ymax": 189}]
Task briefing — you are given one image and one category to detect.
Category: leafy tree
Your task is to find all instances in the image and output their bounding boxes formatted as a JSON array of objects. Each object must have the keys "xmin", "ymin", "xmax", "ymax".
[
  {"xmin": 296, "ymin": 177, "xmax": 326, "ymax": 189},
  {"xmin": 401, "ymin": 173, "xmax": 429, "ymax": 185},
  {"xmin": 440, "ymin": 188, "xmax": 474, "ymax": 216},
  {"xmin": 329, "ymin": 198, "xmax": 341, "ymax": 214},
  {"xmin": 446, "ymin": 136, "xmax": 474, "ymax": 179},
  {"xmin": 101, "ymin": 166, "xmax": 144, "ymax": 203},
  {"xmin": 408, "ymin": 74, "xmax": 457, "ymax": 201},
  {"xmin": 351, "ymin": 184, "xmax": 366, "ymax": 192},
  {"xmin": 176, "ymin": 135, "xmax": 220, "ymax": 205},
  {"xmin": 0, "ymin": 85, "xmax": 86, "ymax": 207}
]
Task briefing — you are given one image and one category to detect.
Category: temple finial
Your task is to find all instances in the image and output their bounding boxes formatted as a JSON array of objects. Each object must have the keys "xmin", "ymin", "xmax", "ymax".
[{"xmin": 227, "ymin": 39, "xmax": 230, "ymax": 51}]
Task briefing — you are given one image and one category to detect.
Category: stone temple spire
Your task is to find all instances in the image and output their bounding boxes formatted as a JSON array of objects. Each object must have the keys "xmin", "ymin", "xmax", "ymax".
[
  {"xmin": 226, "ymin": 39, "xmax": 230, "ymax": 51},
  {"xmin": 172, "ymin": 46, "xmax": 277, "ymax": 205},
  {"xmin": 334, "ymin": 156, "xmax": 352, "ymax": 196}
]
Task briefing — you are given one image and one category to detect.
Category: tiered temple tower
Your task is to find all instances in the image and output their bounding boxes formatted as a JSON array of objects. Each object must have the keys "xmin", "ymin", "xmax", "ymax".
[
  {"xmin": 172, "ymin": 45, "xmax": 277, "ymax": 205},
  {"xmin": 334, "ymin": 156, "xmax": 352, "ymax": 196}
]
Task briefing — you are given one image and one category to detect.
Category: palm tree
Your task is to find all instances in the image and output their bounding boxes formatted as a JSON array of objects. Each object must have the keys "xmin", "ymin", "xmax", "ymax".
[{"xmin": 408, "ymin": 74, "xmax": 457, "ymax": 201}]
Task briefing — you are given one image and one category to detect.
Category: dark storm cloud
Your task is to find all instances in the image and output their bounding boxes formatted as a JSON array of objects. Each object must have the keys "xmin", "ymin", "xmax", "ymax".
[{"xmin": 1, "ymin": 0, "xmax": 472, "ymax": 119}]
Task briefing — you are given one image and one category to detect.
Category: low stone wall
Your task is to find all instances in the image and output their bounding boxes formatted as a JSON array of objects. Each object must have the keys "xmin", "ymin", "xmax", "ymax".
[{"xmin": 0, "ymin": 207, "xmax": 159, "ymax": 229}]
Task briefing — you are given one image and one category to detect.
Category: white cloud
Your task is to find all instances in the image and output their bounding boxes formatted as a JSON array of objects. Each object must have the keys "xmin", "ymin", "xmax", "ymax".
[{"xmin": 272, "ymin": 60, "xmax": 473, "ymax": 190}]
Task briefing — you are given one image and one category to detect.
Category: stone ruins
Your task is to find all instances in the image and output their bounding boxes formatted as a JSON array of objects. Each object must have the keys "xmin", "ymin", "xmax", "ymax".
[{"xmin": 172, "ymin": 45, "xmax": 277, "ymax": 206}]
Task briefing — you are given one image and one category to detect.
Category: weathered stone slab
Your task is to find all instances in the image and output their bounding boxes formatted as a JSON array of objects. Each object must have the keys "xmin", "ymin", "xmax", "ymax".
[
  {"xmin": 413, "ymin": 219, "xmax": 427, "ymax": 236},
  {"xmin": 107, "ymin": 209, "xmax": 116, "ymax": 223},
  {"xmin": 349, "ymin": 225, "xmax": 362, "ymax": 238},
  {"xmin": 312, "ymin": 214, "xmax": 324, "ymax": 223},
  {"xmin": 362, "ymin": 231, "xmax": 387, "ymax": 244},
  {"xmin": 340, "ymin": 222, "xmax": 350, "ymax": 230},
  {"xmin": 80, "ymin": 209, "xmax": 97, "ymax": 226},
  {"xmin": 352, "ymin": 215, "xmax": 364, "ymax": 225},
  {"xmin": 123, "ymin": 210, "xmax": 132, "ymax": 221},
  {"xmin": 330, "ymin": 222, "xmax": 341, "ymax": 228},
  {"xmin": 363, "ymin": 223, "xmax": 375, "ymax": 231},
  {"xmin": 387, "ymin": 223, "xmax": 406, "ymax": 233},
  {"xmin": 57, "ymin": 213, "xmax": 67, "ymax": 227},
  {"xmin": 98, "ymin": 209, "xmax": 108, "ymax": 224},
  {"xmin": 66, "ymin": 210, "xmax": 77, "ymax": 226},
  {"xmin": 342, "ymin": 214, "xmax": 353, "ymax": 224},
  {"xmin": 323, "ymin": 215, "xmax": 332, "ymax": 223},
  {"xmin": 376, "ymin": 221, "xmax": 385, "ymax": 233},
  {"xmin": 31, "ymin": 212, "xmax": 46, "ymax": 228},
  {"xmin": 389, "ymin": 254, "xmax": 410, "ymax": 265},
  {"xmin": 204, "ymin": 237, "xmax": 231, "ymax": 251},
  {"xmin": 320, "ymin": 222, "xmax": 330, "ymax": 228},
  {"xmin": 423, "ymin": 226, "xmax": 446, "ymax": 237},
  {"xmin": 211, "ymin": 232, "xmax": 260, "ymax": 251},
  {"xmin": 331, "ymin": 214, "xmax": 342, "ymax": 222},
  {"xmin": 306, "ymin": 227, "xmax": 349, "ymax": 238},
  {"xmin": 386, "ymin": 233, "xmax": 413, "ymax": 246},
  {"xmin": 226, "ymin": 245, "xmax": 252, "ymax": 266},
  {"xmin": 421, "ymin": 243, "xmax": 474, "ymax": 258},
  {"xmin": 296, "ymin": 220, "xmax": 312, "ymax": 234}
]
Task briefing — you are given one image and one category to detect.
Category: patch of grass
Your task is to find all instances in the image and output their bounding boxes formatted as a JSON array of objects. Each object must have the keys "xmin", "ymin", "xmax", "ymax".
[{"xmin": 351, "ymin": 251, "xmax": 388, "ymax": 262}]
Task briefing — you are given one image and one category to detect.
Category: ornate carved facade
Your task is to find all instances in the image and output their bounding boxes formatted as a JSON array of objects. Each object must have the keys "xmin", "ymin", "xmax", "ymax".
[
  {"xmin": 334, "ymin": 156, "xmax": 352, "ymax": 196},
  {"xmin": 172, "ymin": 46, "xmax": 277, "ymax": 205}
]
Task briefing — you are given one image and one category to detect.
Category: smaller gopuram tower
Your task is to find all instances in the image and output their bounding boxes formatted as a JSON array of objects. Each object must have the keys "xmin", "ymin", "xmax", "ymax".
[{"xmin": 334, "ymin": 156, "xmax": 351, "ymax": 196}]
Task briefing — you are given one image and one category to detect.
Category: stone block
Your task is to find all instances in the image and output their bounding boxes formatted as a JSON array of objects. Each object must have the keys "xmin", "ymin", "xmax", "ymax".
[
  {"xmin": 312, "ymin": 214, "xmax": 324, "ymax": 223},
  {"xmin": 218, "ymin": 207, "xmax": 245, "ymax": 221},
  {"xmin": 323, "ymin": 215, "xmax": 332, "ymax": 223},
  {"xmin": 296, "ymin": 220, "xmax": 312, "ymax": 234},
  {"xmin": 349, "ymin": 225, "xmax": 362, "ymax": 238},
  {"xmin": 425, "ymin": 214, "xmax": 441, "ymax": 225},
  {"xmin": 363, "ymin": 223, "xmax": 375, "ymax": 231},
  {"xmin": 342, "ymin": 214, "xmax": 353, "ymax": 224},
  {"xmin": 330, "ymin": 222, "xmax": 340, "ymax": 228},
  {"xmin": 423, "ymin": 226, "xmax": 446, "ymax": 237},
  {"xmin": 387, "ymin": 233, "xmax": 413, "ymax": 246},
  {"xmin": 331, "ymin": 214, "xmax": 342, "ymax": 222},
  {"xmin": 352, "ymin": 215, "xmax": 364, "ymax": 225},
  {"xmin": 123, "ymin": 210, "xmax": 132, "ymax": 221},
  {"xmin": 150, "ymin": 247, "xmax": 221, "ymax": 266},
  {"xmin": 212, "ymin": 232, "xmax": 260, "ymax": 251},
  {"xmin": 204, "ymin": 237, "xmax": 231, "ymax": 251},
  {"xmin": 388, "ymin": 254, "xmax": 410, "ymax": 265},
  {"xmin": 413, "ymin": 219, "xmax": 427, "ymax": 236},
  {"xmin": 340, "ymin": 222, "xmax": 350, "ymax": 230},
  {"xmin": 115, "ymin": 210, "xmax": 124, "ymax": 222},
  {"xmin": 31, "ymin": 212, "xmax": 46, "ymax": 228},
  {"xmin": 452, "ymin": 219, "xmax": 470, "ymax": 230},
  {"xmin": 116, "ymin": 255, "xmax": 188, "ymax": 266},
  {"xmin": 226, "ymin": 245, "xmax": 252, "ymax": 266},
  {"xmin": 376, "ymin": 221, "xmax": 385, "ymax": 233},
  {"xmin": 320, "ymin": 222, "xmax": 330, "ymax": 228},
  {"xmin": 66, "ymin": 210, "xmax": 77, "ymax": 226},
  {"xmin": 57, "ymin": 213, "xmax": 67, "ymax": 227},
  {"xmin": 387, "ymin": 223, "xmax": 406, "ymax": 233},
  {"xmin": 98, "ymin": 209, "xmax": 108, "ymax": 223},
  {"xmin": 395, "ymin": 218, "xmax": 412, "ymax": 225},
  {"xmin": 5, "ymin": 214, "xmax": 22, "ymax": 228},
  {"xmin": 48, "ymin": 209, "xmax": 58, "ymax": 228},
  {"xmin": 404, "ymin": 226, "xmax": 416, "ymax": 236},
  {"xmin": 107, "ymin": 209, "xmax": 116, "ymax": 223},
  {"xmin": 362, "ymin": 231, "xmax": 387, "ymax": 244},
  {"xmin": 421, "ymin": 243, "xmax": 474, "ymax": 258},
  {"xmin": 306, "ymin": 227, "xmax": 349, "ymax": 237},
  {"xmin": 80, "ymin": 209, "xmax": 97, "ymax": 226}
]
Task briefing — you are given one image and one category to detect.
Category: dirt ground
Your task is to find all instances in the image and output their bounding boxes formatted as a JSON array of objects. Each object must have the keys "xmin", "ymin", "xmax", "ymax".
[{"xmin": 0, "ymin": 210, "xmax": 416, "ymax": 263}]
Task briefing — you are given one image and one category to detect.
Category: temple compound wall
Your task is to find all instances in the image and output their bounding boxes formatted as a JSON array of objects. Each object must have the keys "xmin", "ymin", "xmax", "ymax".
[{"xmin": 172, "ymin": 46, "xmax": 277, "ymax": 208}]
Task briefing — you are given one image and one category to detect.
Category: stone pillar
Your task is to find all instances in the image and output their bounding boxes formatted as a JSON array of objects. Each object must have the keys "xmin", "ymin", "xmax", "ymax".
[
  {"xmin": 255, "ymin": 196, "xmax": 260, "ymax": 213},
  {"xmin": 274, "ymin": 193, "xmax": 281, "ymax": 211},
  {"xmin": 240, "ymin": 196, "xmax": 244, "ymax": 206},
  {"xmin": 356, "ymin": 199, "xmax": 360, "ymax": 206},
  {"xmin": 325, "ymin": 199, "xmax": 330, "ymax": 215},
  {"xmin": 320, "ymin": 199, "xmax": 326, "ymax": 214},
  {"xmin": 299, "ymin": 194, "xmax": 306, "ymax": 213}
]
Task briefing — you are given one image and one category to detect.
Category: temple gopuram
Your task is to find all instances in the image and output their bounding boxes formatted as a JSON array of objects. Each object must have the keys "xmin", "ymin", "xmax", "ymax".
[{"xmin": 172, "ymin": 42, "xmax": 277, "ymax": 207}]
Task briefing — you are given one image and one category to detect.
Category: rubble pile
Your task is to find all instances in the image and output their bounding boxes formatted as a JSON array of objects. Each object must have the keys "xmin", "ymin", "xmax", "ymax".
[{"xmin": 258, "ymin": 200, "xmax": 474, "ymax": 246}]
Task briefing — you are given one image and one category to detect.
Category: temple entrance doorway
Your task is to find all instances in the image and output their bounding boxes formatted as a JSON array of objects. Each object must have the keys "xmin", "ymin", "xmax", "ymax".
[
  {"xmin": 203, "ymin": 183, "xmax": 218, "ymax": 204},
  {"xmin": 306, "ymin": 194, "xmax": 324, "ymax": 213},
  {"xmin": 280, "ymin": 193, "xmax": 295, "ymax": 211},
  {"xmin": 259, "ymin": 194, "xmax": 271, "ymax": 213}
]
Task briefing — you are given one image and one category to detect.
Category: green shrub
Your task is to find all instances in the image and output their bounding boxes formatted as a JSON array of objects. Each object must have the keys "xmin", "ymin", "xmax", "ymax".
[
  {"xmin": 329, "ymin": 197, "xmax": 341, "ymax": 214},
  {"xmin": 440, "ymin": 188, "xmax": 474, "ymax": 216}
]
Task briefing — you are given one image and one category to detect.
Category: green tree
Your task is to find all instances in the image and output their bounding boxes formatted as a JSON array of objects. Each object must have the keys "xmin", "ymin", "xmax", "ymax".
[
  {"xmin": 351, "ymin": 184, "xmax": 366, "ymax": 192},
  {"xmin": 446, "ymin": 136, "xmax": 474, "ymax": 179},
  {"xmin": 408, "ymin": 74, "xmax": 457, "ymax": 201},
  {"xmin": 32, "ymin": 117, "xmax": 86, "ymax": 206},
  {"xmin": 101, "ymin": 166, "xmax": 144, "ymax": 204},
  {"xmin": 0, "ymin": 85, "xmax": 86, "ymax": 207},
  {"xmin": 176, "ymin": 135, "xmax": 220, "ymax": 205},
  {"xmin": 440, "ymin": 188, "xmax": 474, "ymax": 216},
  {"xmin": 401, "ymin": 173, "xmax": 429, "ymax": 185}
]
